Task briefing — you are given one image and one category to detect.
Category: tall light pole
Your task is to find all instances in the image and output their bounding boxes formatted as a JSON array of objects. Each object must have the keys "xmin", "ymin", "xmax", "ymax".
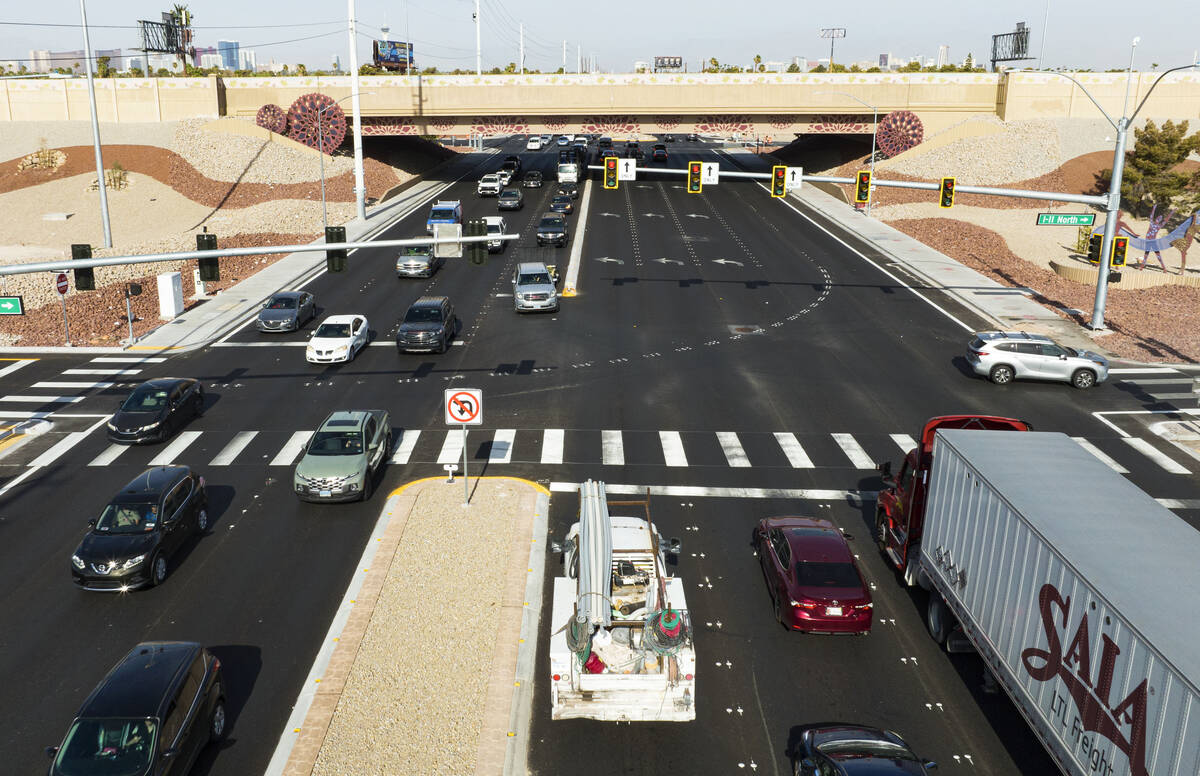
[
  {"xmin": 346, "ymin": 0, "xmax": 366, "ymax": 220},
  {"xmin": 818, "ymin": 90, "xmax": 879, "ymax": 216},
  {"xmin": 1020, "ymin": 49, "xmax": 1197, "ymax": 329},
  {"xmin": 474, "ymin": 0, "xmax": 482, "ymax": 75},
  {"xmin": 79, "ymin": 0, "xmax": 112, "ymax": 248},
  {"xmin": 316, "ymin": 94, "xmax": 368, "ymax": 232},
  {"xmin": 1038, "ymin": 0, "xmax": 1050, "ymax": 68}
]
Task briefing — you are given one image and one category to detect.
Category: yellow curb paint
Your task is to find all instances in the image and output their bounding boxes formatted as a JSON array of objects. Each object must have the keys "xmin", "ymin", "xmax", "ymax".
[
  {"xmin": 294, "ymin": 728, "xmax": 301, "ymax": 733},
  {"xmin": 507, "ymin": 732, "xmax": 516, "ymax": 737},
  {"xmin": 127, "ymin": 345, "xmax": 183, "ymax": 351},
  {"xmin": 386, "ymin": 474, "xmax": 551, "ymax": 499}
]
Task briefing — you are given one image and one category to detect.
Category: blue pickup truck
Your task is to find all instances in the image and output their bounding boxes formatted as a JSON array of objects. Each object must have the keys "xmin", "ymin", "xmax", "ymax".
[{"xmin": 425, "ymin": 200, "xmax": 462, "ymax": 234}]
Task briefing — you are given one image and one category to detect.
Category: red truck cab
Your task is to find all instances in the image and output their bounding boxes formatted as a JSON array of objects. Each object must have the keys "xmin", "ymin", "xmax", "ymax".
[{"xmin": 875, "ymin": 415, "xmax": 1031, "ymax": 584}]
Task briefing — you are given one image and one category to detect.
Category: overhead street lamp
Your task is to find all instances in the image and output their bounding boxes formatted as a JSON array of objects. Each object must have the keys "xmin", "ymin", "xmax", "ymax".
[
  {"xmin": 1020, "ymin": 43, "xmax": 1198, "ymax": 330},
  {"xmin": 79, "ymin": 0, "xmax": 112, "ymax": 249},
  {"xmin": 818, "ymin": 90, "xmax": 879, "ymax": 216},
  {"xmin": 316, "ymin": 93, "xmax": 373, "ymax": 232}
]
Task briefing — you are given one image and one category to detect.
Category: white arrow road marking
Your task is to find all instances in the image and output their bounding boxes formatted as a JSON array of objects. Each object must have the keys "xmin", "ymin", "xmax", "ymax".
[
  {"xmin": 684, "ymin": 213, "xmax": 710, "ymax": 219},
  {"xmin": 594, "ymin": 257, "xmax": 624, "ymax": 264},
  {"xmin": 711, "ymin": 259, "xmax": 744, "ymax": 267},
  {"xmin": 642, "ymin": 213, "xmax": 665, "ymax": 218},
  {"xmin": 653, "ymin": 258, "xmax": 684, "ymax": 265},
  {"xmin": 597, "ymin": 212, "xmax": 621, "ymax": 218}
]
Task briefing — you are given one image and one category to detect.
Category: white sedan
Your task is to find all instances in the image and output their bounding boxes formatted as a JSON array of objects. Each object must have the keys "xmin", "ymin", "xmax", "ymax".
[
  {"xmin": 526, "ymin": 136, "xmax": 543, "ymax": 150},
  {"xmin": 305, "ymin": 314, "xmax": 369, "ymax": 364}
]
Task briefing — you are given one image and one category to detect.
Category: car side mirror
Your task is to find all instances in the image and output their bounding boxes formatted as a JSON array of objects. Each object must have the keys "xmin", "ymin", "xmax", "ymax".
[
  {"xmin": 87, "ymin": 518, "xmax": 96, "ymax": 527},
  {"xmin": 45, "ymin": 746, "xmax": 59, "ymax": 758}
]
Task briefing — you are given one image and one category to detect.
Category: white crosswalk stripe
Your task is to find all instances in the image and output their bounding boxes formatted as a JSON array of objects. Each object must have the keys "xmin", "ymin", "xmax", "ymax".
[
  {"xmin": 0, "ymin": 359, "xmax": 36, "ymax": 379},
  {"xmin": 29, "ymin": 432, "xmax": 91, "ymax": 467},
  {"xmin": 90, "ymin": 357, "xmax": 166, "ymax": 363},
  {"xmin": 1121, "ymin": 437, "xmax": 1190, "ymax": 473},
  {"xmin": 832, "ymin": 433, "xmax": 875, "ymax": 469},
  {"xmin": 541, "ymin": 429, "xmax": 564, "ymax": 465},
  {"xmin": 0, "ymin": 410, "xmax": 52, "ymax": 420},
  {"xmin": 32, "ymin": 381, "xmax": 115, "ymax": 389},
  {"xmin": 773, "ymin": 432, "xmax": 813, "ymax": 468},
  {"xmin": 89, "ymin": 444, "xmax": 131, "ymax": 467},
  {"xmin": 717, "ymin": 432, "xmax": 750, "ymax": 467},
  {"xmin": 63, "ymin": 368, "xmax": 141, "ymax": 376},
  {"xmin": 210, "ymin": 431, "xmax": 258, "ymax": 466},
  {"xmin": 390, "ymin": 430, "xmax": 421, "ymax": 464},
  {"xmin": 1072, "ymin": 437, "xmax": 1129, "ymax": 473},
  {"xmin": 1, "ymin": 395, "xmax": 85, "ymax": 404},
  {"xmin": 148, "ymin": 431, "xmax": 203, "ymax": 466},
  {"xmin": 602, "ymin": 430, "xmax": 624, "ymax": 466},
  {"xmin": 890, "ymin": 434, "xmax": 917, "ymax": 455},
  {"xmin": 659, "ymin": 431, "xmax": 688, "ymax": 467},
  {"xmin": 270, "ymin": 431, "xmax": 312, "ymax": 466},
  {"xmin": 438, "ymin": 430, "xmax": 464, "ymax": 464},
  {"xmin": 489, "ymin": 429, "xmax": 516, "ymax": 463}
]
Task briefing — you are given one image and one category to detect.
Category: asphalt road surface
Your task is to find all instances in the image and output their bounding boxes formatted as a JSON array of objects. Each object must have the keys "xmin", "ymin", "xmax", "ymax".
[{"xmin": 2, "ymin": 136, "xmax": 1198, "ymax": 776}]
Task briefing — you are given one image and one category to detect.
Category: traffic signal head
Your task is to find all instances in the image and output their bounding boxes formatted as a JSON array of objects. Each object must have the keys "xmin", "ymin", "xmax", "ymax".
[
  {"xmin": 604, "ymin": 156, "xmax": 619, "ymax": 190},
  {"xmin": 854, "ymin": 170, "xmax": 871, "ymax": 203},
  {"xmin": 196, "ymin": 232, "xmax": 219, "ymax": 281},
  {"xmin": 466, "ymin": 219, "xmax": 487, "ymax": 265},
  {"xmin": 71, "ymin": 243, "xmax": 95, "ymax": 291},
  {"xmin": 325, "ymin": 226, "xmax": 347, "ymax": 272},
  {"xmin": 1111, "ymin": 236, "xmax": 1128, "ymax": 267},
  {"xmin": 771, "ymin": 165, "xmax": 787, "ymax": 198},
  {"xmin": 939, "ymin": 176, "xmax": 956, "ymax": 209},
  {"xmin": 687, "ymin": 161, "xmax": 703, "ymax": 194},
  {"xmin": 1087, "ymin": 233, "xmax": 1103, "ymax": 263}
]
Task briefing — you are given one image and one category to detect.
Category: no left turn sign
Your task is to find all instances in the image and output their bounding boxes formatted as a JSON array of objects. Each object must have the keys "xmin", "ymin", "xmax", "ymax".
[{"xmin": 445, "ymin": 388, "xmax": 483, "ymax": 425}]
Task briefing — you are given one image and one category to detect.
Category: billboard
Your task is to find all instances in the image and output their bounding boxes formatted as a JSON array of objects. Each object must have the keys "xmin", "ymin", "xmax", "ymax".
[
  {"xmin": 654, "ymin": 56, "xmax": 683, "ymax": 70},
  {"xmin": 373, "ymin": 40, "xmax": 414, "ymax": 71}
]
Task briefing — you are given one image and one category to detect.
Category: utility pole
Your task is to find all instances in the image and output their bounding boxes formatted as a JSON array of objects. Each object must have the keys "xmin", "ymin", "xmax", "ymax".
[
  {"xmin": 519, "ymin": 23, "xmax": 524, "ymax": 74},
  {"xmin": 347, "ymin": 0, "xmax": 366, "ymax": 220},
  {"xmin": 474, "ymin": 0, "xmax": 481, "ymax": 75},
  {"xmin": 577, "ymin": 44, "xmax": 582, "ymax": 74},
  {"xmin": 562, "ymin": 40, "xmax": 567, "ymax": 73}
]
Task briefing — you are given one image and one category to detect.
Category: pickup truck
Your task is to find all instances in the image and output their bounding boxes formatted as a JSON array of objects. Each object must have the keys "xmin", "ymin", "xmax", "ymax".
[{"xmin": 425, "ymin": 200, "xmax": 462, "ymax": 234}]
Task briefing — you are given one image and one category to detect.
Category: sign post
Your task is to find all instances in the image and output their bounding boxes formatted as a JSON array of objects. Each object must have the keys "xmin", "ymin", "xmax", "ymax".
[
  {"xmin": 445, "ymin": 388, "xmax": 483, "ymax": 506},
  {"xmin": 55, "ymin": 272, "xmax": 70, "ymax": 346}
]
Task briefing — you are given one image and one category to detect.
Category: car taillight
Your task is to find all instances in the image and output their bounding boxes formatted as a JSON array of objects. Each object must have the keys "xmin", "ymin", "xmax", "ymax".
[
  {"xmin": 791, "ymin": 599, "xmax": 817, "ymax": 610},
  {"xmin": 855, "ymin": 603, "xmax": 874, "ymax": 611},
  {"xmin": 970, "ymin": 349, "xmax": 988, "ymax": 357}
]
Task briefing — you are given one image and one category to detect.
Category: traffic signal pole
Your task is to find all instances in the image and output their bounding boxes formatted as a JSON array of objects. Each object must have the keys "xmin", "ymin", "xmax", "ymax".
[{"xmin": 1091, "ymin": 120, "xmax": 1128, "ymax": 329}]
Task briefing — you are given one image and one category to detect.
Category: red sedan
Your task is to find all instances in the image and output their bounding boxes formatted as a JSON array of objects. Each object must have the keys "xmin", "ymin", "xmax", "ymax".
[{"xmin": 754, "ymin": 516, "xmax": 872, "ymax": 634}]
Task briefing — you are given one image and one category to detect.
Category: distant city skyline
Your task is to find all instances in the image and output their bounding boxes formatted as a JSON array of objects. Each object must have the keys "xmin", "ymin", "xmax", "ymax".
[{"xmin": 1, "ymin": 0, "xmax": 1196, "ymax": 74}]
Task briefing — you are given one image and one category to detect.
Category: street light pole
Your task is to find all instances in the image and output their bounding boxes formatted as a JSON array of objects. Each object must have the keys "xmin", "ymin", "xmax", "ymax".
[
  {"xmin": 818, "ymin": 90, "xmax": 879, "ymax": 216},
  {"xmin": 79, "ymin": 0, "xmax": 112, "ymax": 248},
  {"xmin": 316, "ymin": 94, "xmax": 370, "ymax": 233},
  {"xmin": 346, "ymin": 0, "xmax": 367, "ymax": 221}
]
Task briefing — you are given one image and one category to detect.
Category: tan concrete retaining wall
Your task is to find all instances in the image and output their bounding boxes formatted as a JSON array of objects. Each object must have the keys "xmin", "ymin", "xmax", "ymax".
[{"xmin": 1051, "ymin": 259, "xmax": 1200, "ymax": 289}]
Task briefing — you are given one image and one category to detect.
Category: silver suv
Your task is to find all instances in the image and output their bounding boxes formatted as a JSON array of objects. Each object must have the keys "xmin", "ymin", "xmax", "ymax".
[
  {"xmin": 967, "ymin": 331, "xmax": 1109, "ymax": 389},
  {"xmin": 512, "ymin": 262, "xmax": 558, "ymax": 313}
]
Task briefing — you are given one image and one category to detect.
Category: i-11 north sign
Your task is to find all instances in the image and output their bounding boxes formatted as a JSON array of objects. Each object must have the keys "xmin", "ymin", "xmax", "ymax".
[
  {"xmin": 1037, "ymin": 213, "xmax": 1096, "ymax": 226},
  {"xmin": 0, "ymin": 296, "xmax": 24, "ymax": 315}
]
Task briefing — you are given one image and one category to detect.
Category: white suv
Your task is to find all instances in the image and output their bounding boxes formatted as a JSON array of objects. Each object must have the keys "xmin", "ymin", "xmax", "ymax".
[
  {"xmin": 477, "ymin": 174, "xmax": 501, "ymax": 197},
  {"xmin": 966, "ymin": 331, "xmax": 1109, "ymax": 389}
]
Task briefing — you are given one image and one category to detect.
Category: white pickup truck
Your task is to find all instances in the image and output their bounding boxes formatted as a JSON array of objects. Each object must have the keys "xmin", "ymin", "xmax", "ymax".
[
  {"xmin": 548, "ymin": 481, "xmax": 696, "ymax": 722},
  {"xmin": 476, "ymin": 173, "xmax": 501, "ymax": 197}
]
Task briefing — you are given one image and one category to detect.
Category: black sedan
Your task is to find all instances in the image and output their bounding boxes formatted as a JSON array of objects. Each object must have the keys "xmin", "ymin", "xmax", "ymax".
[
  {"xmin": 793, "ymin": 724, "xmax": 937, "ymax": 775},
  {"xmin": 549, "ymin": 195, "xmax": 574, "ymax": 215},
  {"xmin": 556, "ymin": 182, "xmax": 579, "ymax": 199},
  {"xmin": 71, "ymin": 466, "xmax": 208, "ymax": 591},
  {"xmin": 256, "ymin": 290, "xmax": 315, "ymax": 332},
  {"xmin": 522, "ymin": 171, "xmax": 544, "ymax": 188},
  {"xmin": 497, "ymin": 189, "xmax": 524, "ymax": 210},
  {"xmin": 107, "ymin": 378, "xmax": 204, "ymax": 444}
]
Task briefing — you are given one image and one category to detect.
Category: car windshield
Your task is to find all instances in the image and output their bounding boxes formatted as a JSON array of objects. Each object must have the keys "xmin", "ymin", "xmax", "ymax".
[
  {"xmin": 308, "ymin": 429, "xmax": 365, "ymax": 456},
  {"xmin": 430, "ymin": 207, "xmax": 456, "ymax": 220},
  {"xmin": 518, "ymin": 272, "xmax": 552, "ymax": 285},
  {"xmin": 404, "ymin": 306, "xmax": 443, "ymax": 323},
  {"xmin": 95, "ymin": 501, "xmax": 158, "ymax": 534},
  {"xmin": 53, "ymin": 717, "xmax": 158, "ymax": 776},
  {"xmin": 528, "ymin": 172, "xmax": 541, "ymax": 179},
  {"xmin": 314, "ymin": 323, "xmax": 351, "ymax": 338},
  {"xmin": 487, "ymin": 225, "xmax": 502, "ymax": 235},
  {"xmin": 795, "ymin": 561, "xmax": 861, "ymax": 588},
  {"xmin": 266, "ymin": 297, "xmax": 297, "ymax": 310},
  {"xmin": 1063, "ymin": 346, "xmax": 1079, "ymax": 357},
  {"xmin": 119, "ymin": 387, "xmax": 168, "ymax": 412},
  {"xmin": 820, "ymin": 739, "xmax": 916, "ymax": 760},
  {"xmin": 540, "ymin": 217, "xmax": 564, "ymax": 228},
  {"xmin": 500, "ymin": 190, "xmax": 519, "ymax": 198},
  {"xmin": 402, "ymin": 246, "xmax": 432, "ymax": 257}
]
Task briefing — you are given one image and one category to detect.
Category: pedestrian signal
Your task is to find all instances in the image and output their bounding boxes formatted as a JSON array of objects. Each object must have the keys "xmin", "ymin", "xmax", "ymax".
[
  {"xmin": 604, "ymin": 156, "xmax": 619, "ymax": 190},
  {"xmin": 771, "ymin": 166, "xmax": 787, "ymax": 198},
  {"xmin": 854, "ymin": 170, "xmax": 871, "ymax": 203},
  {"xmin": 687, "ymin": 161, "xmax": 703, "ymax": 194},
  {"xmin": 939, "ymin": 177, "xmax": 956, "ymax": 209}
]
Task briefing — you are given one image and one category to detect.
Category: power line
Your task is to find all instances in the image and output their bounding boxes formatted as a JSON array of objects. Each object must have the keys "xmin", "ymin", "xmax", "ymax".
[
  {"xmin": 0, "ymin": 20, "xmax": 344, "ymax": 31},
  {"xmin": 1, "ymin": 29, "xmax": 345, "ymax": 65}
]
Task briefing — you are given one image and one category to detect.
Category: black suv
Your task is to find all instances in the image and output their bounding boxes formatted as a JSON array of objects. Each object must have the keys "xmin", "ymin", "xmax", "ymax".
[
  {"xmin": 47, "ymin": 641, "xmax": 225, "ymax": 776},
  {"xmin": 536, "ymin": 213, "xmax": 569, "ymax": 247},
  {"xmin": 395, "ymin": 295, "xmax": 460, "ymax": 354},
  {"xmin": 71, "ymin": 466, "xmax": 209, "ymax": 591},
  {"xmin": 624, "ymin": 142, "xmax": 641, "ymax": 159}
]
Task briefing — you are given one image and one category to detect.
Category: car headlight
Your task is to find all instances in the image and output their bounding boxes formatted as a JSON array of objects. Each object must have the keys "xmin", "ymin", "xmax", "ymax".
[
  {"xmin": 333, "ymin": 345, "xmax": 349, "ymax": 355},
  {"xmin": 137, "ymin": 421, "xmax": 160, "ymax": 432},
  {"xmin": 122, "ymin": 554, "xmax": 147, "ymax": 570},
  {"xmin": 106, "ymin": 422, "xmax": 117, "ymax": 431},
  {"xmin": 71, "ymin": 555, "xmax": 85, "ymax": 570}
]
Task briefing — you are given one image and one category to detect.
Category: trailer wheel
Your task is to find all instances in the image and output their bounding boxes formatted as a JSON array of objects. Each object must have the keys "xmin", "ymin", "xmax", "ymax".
[{"xmin": 926, "ymin": 595, "xmax": 954, "ymax": 645}]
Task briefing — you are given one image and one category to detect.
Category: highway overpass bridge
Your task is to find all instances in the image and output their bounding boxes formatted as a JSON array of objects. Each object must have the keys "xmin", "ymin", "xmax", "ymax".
[{"xmin": 2, "ymin": 72, "xmax": 1197, "ymax": 139}]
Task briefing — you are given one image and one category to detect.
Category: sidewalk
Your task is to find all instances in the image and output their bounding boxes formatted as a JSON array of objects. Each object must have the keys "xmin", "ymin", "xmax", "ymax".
[
  {"xmin": 266, "ymin": 477, "xmax": 548, "ymax": 776},
  {"xmin": 720, "ymin": 147, "xmax": 1121, "ymax": 361}
]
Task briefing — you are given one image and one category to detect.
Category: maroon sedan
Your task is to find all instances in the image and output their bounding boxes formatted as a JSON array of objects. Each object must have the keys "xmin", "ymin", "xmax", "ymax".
[{"xmin": 754, "ymin": 516, "xmax": 872, "ymax": 634}]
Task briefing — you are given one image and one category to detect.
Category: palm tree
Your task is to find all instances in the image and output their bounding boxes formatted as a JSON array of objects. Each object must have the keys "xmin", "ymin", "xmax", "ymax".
[
  {"xmin": 171, "ymin": 5, "xmax": 194, "ymax": 70},
  {"xmin": 753, "ymin": 54, "xmax": 763, "ymax": 73}
]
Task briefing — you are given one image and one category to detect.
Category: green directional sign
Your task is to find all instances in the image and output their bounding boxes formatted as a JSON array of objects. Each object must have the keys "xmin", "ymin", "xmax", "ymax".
[
  {"xmin": 1037, "ymin": 212, "xmax": 1095, "ymax": 226},
  {"xmin": 0, "ymin": 296, "xmax": 24, "ymax": 315}
]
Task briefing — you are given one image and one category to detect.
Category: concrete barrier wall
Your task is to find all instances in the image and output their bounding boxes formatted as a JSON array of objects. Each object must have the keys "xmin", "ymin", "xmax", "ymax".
[{"xmin": 1, "ymin": 77, "xmax": 221, "ymax": 122}]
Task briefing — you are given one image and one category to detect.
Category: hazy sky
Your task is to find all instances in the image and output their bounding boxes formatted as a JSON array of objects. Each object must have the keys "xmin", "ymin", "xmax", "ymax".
[{"xmin": 1, "ymin": 0, "xmax": 1195, "ymax": 73}]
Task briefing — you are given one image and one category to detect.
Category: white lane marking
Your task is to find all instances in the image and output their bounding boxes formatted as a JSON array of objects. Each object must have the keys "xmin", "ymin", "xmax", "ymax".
[
  {"xmin": 550, "ymin": 481, "xmax": 876, "ymax": 502},
  {"xmin": 659, "ymin": 431, "xmax": 688, "ymax": 467},
  {"xmin": 1108, "ymin": 367, "xmax": 1182, "ymax": 374},
  {"xmin": 832, "ymin": 433, "xmax": 875, "ymax": 469},
  {"xmin": 1157, "ymin": 498, "xmax": 1200, "ymax": 509},
  {"xmin": 541, "ymin": 428, "xmax": 564, "ymax": 465},
  {"xmin": 270, "ymin": 431, "xmax": 313, "ymax": 466},
  {"xmin": 0, "ymin": 359, "xmax": 36, "ymax": 379},
  {"xmin": 489, "ymin": 429, "xmax": 516, "ymax": 463},
  {"xmin": 33, "ymin": 381, "xmax": 115, "ymax": 389},
  {"xmin": 437, "ymin": 429, "xmax": 464, "ymax": 464},
  {"xmin": 212, "ymin": 342, "xmax": 309, "ymax": 348},
  {"xmin": 1, "ymin": 395, "xmax": 85, "ymax": 404},
  {"xmin": 28, "ymin": 423, "xmax": 104, "ymax": 467},
  {"xmin": 63, "ymin": 368, "xmax": 142, "ymax": 376},
  {"xmin": 717, "ymin": 431, "xmax": 750, "ymax": 467},
  {"xmin": 210, "ymin": 431, "xmax": 258, "ymax": 466},
  {"xmin": 890, "ymin": 434, "xmax": 917, "ymax": 455},
  {"xmin": 90, "ymin": 357, "xmax": 166, "ymax": 363},
  {"xmin": 390, "ymin": 429, "xmax": 421, "ymax": 464},
  {"xmin": 1115, "ymin": 378, "xmax": 1190, "ymax": 385},
  {"xmin": 773, "ymin": 432, "xmax": 814, "ymax": 468},
  {"xmin": 89, "ymin": 443, "xmax": 131, "ymax": 467},
  {"xmin": 1071, "ymin": 437, "xmax": 1129, "ymax": 473},
  {"xmin": 602, "ymin": 430, "xmax": 624, "ymax": 466},
  {"xmin": 0, "ymin": 410, "xmax": 52, "ymax": 419},
  {"xmin": 1144, "ymin": 393, "xmax": 1197, "ymax": 400},
  {"xmin": 1121, "ymin": 437, "xmax": 1190, "ymax": 473},
  {"xmin": 148, "ymin": 430, "xmax": 203, "ymax": 466}
]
